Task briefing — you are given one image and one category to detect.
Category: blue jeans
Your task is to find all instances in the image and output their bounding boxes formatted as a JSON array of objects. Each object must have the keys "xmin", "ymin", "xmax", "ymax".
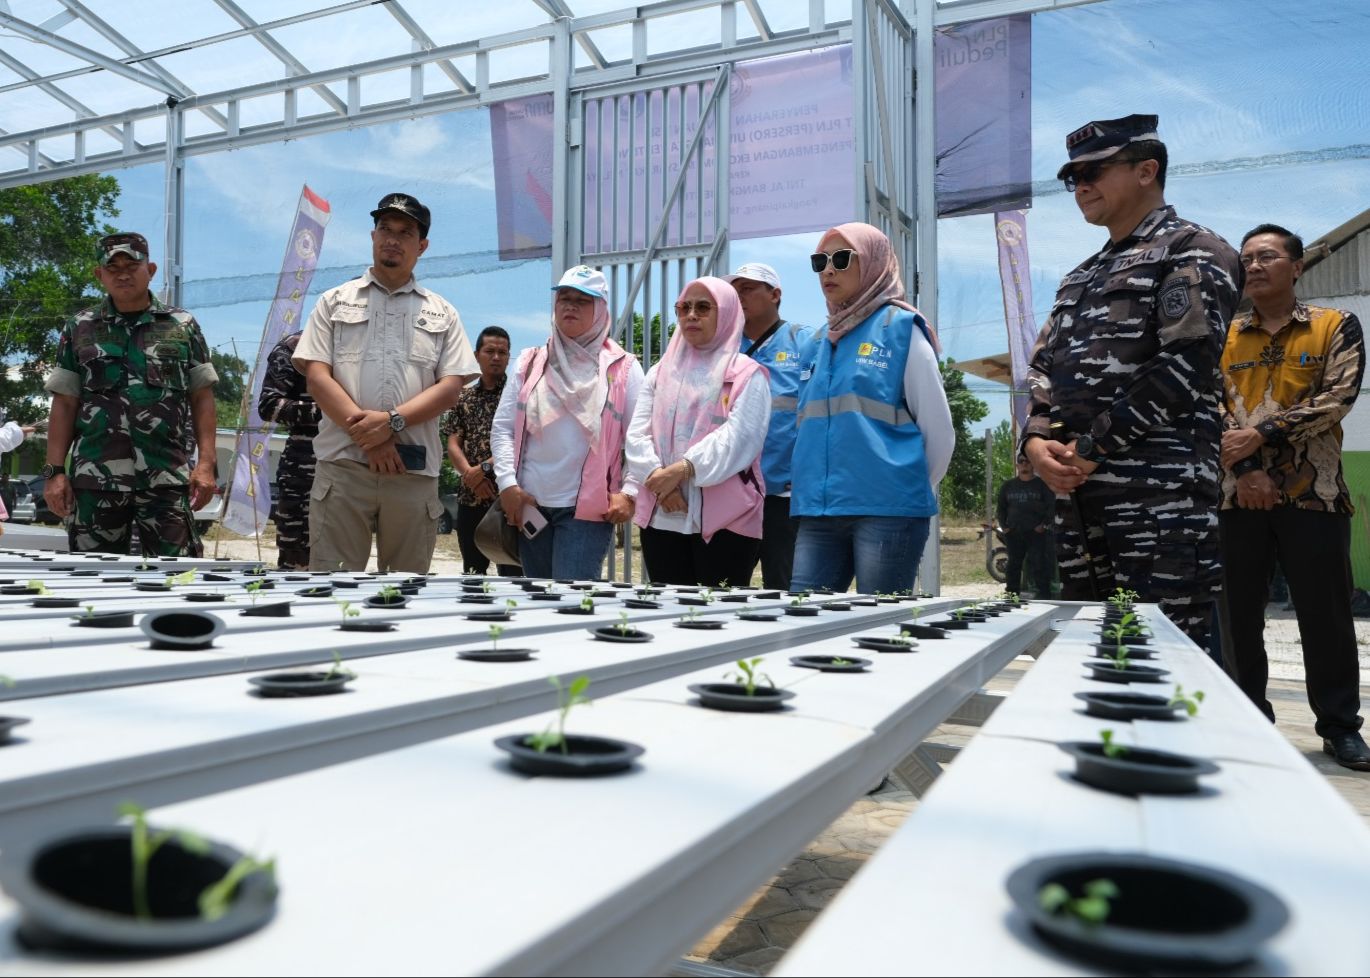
[
  {"xmin": 791, "ymin": 515, "xmax": 931, "ymax": 594},
  {"xmin": 517, "ymin": 506, "xmax": 614, "ymax": 580}
]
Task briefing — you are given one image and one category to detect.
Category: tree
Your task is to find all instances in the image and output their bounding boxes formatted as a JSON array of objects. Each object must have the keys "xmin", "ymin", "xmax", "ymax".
[
  {"xmin": 210, "ymin": 348, "xmax": 250, "ymax": 428},
  {"xmin": 939, "ymin": 358, "xmax": 991, "ymax": 516},
  {"xmin": 0, "ymin": 176, "xmax": 120, "ymax": 423}
]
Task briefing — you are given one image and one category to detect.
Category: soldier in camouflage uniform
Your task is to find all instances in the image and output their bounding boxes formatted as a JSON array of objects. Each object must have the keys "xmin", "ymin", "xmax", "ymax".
[
  {"xmin": 1021, "ymin": 116, "xmax": 1243, "ymax": 643},
  {"xmin": 258, "ymin": 331, "xmax": 319, "ymax": 569},
  {"xmin": 43, "ymin": 232, "xmax": 219, "ymax": 556}
]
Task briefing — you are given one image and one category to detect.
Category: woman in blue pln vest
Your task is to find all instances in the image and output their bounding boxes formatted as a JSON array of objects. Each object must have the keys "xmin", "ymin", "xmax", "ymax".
[{"xmin": 790, "ymin": 222, "xmax": 955, "ymax": 595}]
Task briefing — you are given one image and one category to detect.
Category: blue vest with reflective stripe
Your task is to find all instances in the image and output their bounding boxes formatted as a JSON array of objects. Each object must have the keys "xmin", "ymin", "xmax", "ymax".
[
  {"xmin": 742, "ymin": 320, "xmax": 820, "ymax": 493},
  {"xmin": 792, "ymin": 306, "xmax": 938, "ymax": 518}
]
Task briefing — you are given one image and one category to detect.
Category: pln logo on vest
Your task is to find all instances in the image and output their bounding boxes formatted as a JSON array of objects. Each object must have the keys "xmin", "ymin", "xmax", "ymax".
[{"xmin": 855, "ymin": 342, "xmax": 891, "ymax": 370}]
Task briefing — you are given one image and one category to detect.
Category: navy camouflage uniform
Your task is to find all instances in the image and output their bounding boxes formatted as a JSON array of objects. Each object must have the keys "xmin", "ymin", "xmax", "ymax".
[
  {"xmin": 1024, "ymin": 205, "xmax": 1242, "ymax": 642},
  {"xmin": 45, "ymin": 296, "xmax": 218, "ymax": 556},
  {"xmin": 258, "ymin": 331, "xmax": 319, "ymax": 569}
]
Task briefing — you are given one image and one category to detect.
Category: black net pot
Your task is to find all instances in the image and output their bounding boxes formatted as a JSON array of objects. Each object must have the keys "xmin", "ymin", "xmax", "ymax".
[
  {"xmin": 0, "ymin": 825, "xmax": 277, "ymax": 953},
  {"xmin": 1005, "ymin": 851, "xmax": 1288, "ymax": 972}
]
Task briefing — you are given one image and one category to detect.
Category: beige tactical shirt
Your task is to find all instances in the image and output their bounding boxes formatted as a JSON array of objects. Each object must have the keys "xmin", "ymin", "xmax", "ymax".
[{"xmin": 294, "ymin": 270, "xmax": 477, "ymax": 478}]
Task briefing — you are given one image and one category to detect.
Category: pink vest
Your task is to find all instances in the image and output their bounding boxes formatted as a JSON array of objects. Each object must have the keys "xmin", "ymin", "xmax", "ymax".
[
  {"xmin": 512, "ymin": 342, "xmax": 633, "ymax": 523},
  {"xmin": 634, "ymin": 358, "xmax": 767, "ymax": 542}
]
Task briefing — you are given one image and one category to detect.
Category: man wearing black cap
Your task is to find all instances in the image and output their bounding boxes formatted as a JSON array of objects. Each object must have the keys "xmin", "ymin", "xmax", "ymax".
[
  {"xmin": 41, "ymin": 232, "xmax": 219, "ymax": 556},
  {"xmin": 1020, "ymin": 115, "xmax": 1243, "ymax": 643},
  {"xmin": 294, "ymin": 193, "xmax": 477, "ymax": 573}
]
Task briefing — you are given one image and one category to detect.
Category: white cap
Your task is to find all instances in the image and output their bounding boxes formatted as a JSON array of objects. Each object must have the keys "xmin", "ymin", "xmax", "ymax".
[
  {"xmin": 724, "ymin": 262, "xmax": 781, "ymax": 289},
  {"xmin": 552, "ymin": 265, "xmax": 608, "ymax": 301}
]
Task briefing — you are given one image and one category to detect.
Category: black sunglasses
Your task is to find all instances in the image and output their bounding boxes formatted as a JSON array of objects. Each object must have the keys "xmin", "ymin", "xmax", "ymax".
[
  {"xmin": 1061, "ymin": 156, "xmax": 1138, "ymax": 192},
  {"xmin": 810, "ymin": 249, "xmax": 856, "ymax": 273}
]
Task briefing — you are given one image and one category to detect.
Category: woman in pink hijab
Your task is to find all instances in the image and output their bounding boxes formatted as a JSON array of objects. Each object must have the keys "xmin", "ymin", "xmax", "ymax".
[
  {"xmin": 789, "ymin": 222, "xmax": 955, "ymax": 595},
  {"xmin": 625, "ymin": 276, "xmax": 772, "ymax": 586}
]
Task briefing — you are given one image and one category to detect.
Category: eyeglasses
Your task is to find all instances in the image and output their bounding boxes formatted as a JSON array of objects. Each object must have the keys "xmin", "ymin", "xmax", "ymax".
[
  {"xmin": 1239, "ymin": 251, "xmax": 1291, "ymax": 269},
  {"xmin": 810, "ymin": 249, "xmax": 856, "ymax": 273},
  {"xmin": 1061, "ymin": 157, "xmax": 1135, "ymax": 192},
  {"xmin": 674, "ymin": 300, "xmax": 714, "ymax": 317}
]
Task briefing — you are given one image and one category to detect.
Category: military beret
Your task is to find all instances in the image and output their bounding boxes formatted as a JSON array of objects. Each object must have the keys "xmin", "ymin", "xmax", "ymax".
[
  {"xmin": 1056, "ymin": 114, "xmax": 1160, "ymax": 180},
  {"xmin": 370, "ymin": 193, "xmax": 431, "ymax": 239}
]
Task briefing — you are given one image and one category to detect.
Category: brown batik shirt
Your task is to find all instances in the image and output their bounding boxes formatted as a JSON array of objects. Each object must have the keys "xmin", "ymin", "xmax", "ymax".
[
  {"xmin": 441, "ymin": 375, "xmax": 506, "ymax": 506},
  {"xmin": 1220, "ymin": 301, "xmax": 1365, "ymax": 513}
]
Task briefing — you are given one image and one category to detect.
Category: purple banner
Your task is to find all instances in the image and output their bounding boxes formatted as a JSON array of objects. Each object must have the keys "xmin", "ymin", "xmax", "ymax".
[
  {"xmin": 491, "ymin": 95, "xmax": 555, "ymax": 261},
  {"xmin": 994, "ymin": 209, "xmax": 1038, "ymax": 431},
  {"xmin": 935, "ymin": 16, "xmax": 1032, "ymax": 217},
  {"xmin": 222, "ymin": 185, "xmax": 331, "ymax": 536},
  {"xmin": 729, "ymin": 46, "xmax": 855, "ymax": 240}
]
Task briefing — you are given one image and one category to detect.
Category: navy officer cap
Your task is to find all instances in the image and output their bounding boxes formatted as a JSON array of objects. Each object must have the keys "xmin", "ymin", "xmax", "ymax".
[
  {"xmin": 370, "ymin": 193, "xmax": 431, "ymax": 239},
  {"xmin": 1056, "ymin": 114, "xmax": 1160, "ymax": 180}
]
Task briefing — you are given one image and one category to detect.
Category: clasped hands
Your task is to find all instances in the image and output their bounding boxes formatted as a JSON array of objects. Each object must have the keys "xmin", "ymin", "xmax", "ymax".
[
  {"xmin": 1024, "ymin": 439, "xmax": 1097, "ymax": 495},
  {"xmin": 645, "ymin": 459, "xmax": 691, "ymax": 514},
  {"xmin": 345, "ymin": 409, "xmax": 403, "ymax": 474}
]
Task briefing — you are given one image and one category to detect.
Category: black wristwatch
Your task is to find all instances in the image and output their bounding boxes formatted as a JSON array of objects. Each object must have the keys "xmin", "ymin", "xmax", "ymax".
[
  {"xmin": 41, "ymin": 462, "xmax": 65, "ymax": 478},
  {"xmin": 1075, "ymin": 433, "xmax": 1105, "ymax": 464},
  {"xmin": 388, "ymin": 410, "xmax": 406, "ymax": 433},
  {"xmin": 480, "ymin": 461, "xmax": 494, "ymax": 477}
]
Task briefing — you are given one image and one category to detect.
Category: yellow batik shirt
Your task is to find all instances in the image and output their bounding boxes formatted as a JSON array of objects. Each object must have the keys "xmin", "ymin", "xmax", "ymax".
[{"xmin": 1220, "ymin": 301, "xmax": 1364, "ymax": 513}]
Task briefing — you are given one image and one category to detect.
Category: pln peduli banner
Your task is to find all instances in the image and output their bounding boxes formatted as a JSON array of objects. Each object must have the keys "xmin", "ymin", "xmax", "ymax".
[
  {"xmin": 935, "ymin": 15, "xmax": 1032, "ymax": 217},
  {"xmin": 490, "ymin": 96, "xmax": 555, "ymax": 261},
  {"xmin": 221, "ymin": 185, "xmax": 330, "ymax": 537}
]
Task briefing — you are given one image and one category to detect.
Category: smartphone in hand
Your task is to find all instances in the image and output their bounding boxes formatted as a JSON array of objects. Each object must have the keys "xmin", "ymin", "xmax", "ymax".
[{"xmin": 521, "ymin": 506, "xmax": 548, "ymax": 539}]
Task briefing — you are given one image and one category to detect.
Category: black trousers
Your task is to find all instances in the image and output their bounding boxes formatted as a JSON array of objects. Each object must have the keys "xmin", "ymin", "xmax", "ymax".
[
  {"xmin": 746, "ymin": 495, "xmax": 799, "ymax": 591},
  {"xmin": 1004, "ymin": 528, "xmax": 1054, "ymax": 599},
  {"xmin": 456, "ymin": 502, "xmax": 519, "ymax": 576},
  {"xmin": 1220, "ymin": 507, "xmax": 1363, "ymax": 738},
  {"xmin": 640, "ymin": 525, "xmax": 761, "ymax": 588}
]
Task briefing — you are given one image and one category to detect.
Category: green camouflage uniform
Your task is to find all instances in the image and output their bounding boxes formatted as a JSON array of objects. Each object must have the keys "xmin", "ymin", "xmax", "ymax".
[{"xmin": 45, "ymin": 296, "xmax": 219, "ymax": 556}]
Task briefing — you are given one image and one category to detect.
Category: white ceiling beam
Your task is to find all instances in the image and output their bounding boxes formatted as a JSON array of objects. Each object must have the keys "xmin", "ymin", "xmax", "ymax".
[
  {"xmin": 211, "ymin": 0, "xmax": 348, "ymax": 115},
  {"xmin": 0, "ymin": 49, "xmax": 148, "ymax": 152},
  {"xmin": 0, "ymin": 11, "xmax": 177, "ymax": 94},
  {"xmin": 383, "ymin": 1, "xmax": 476, "ymax": 93}
]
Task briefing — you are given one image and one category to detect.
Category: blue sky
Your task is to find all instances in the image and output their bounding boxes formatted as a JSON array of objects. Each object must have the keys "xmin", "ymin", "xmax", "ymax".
[{"xmin": 99, "ymin": 0, "xmax": 1370, "ymax": 428}]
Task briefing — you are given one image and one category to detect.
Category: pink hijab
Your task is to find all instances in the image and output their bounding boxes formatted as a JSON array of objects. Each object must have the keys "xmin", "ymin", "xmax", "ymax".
[
  {"xmin": 820, "ymin": 222, "xmax": 941, "ymax": 353},
  {"xmin": 649, "ymin": 276, "xmax": 748, "ymax": 464}
]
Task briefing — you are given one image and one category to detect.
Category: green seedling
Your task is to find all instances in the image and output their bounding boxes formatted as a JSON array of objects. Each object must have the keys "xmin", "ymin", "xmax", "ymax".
[
  {"xmin": 83, "ymin": 604, "xmax": 96, "ymax": 618},
  {"xmin": 481, "ymin": 580, "xmax": 495, "ymax": 594},
  {"xmin": 0, "ymin": 675, "xmax": 14, "ymax": 689},
  {"xmin": 1099, "ymin": 729, "xmax": 1128, "ymax": 759},
  {"xmin": 698, "ymin": 588, "xmax": 714, "ymax": 604},
  {"xmin": 580, "ymin": 595, "xmax": 595, "ymax": 612},
  {"xmin": 1169, "ymin": 685, "xmax": 1206, "ymax": 717},
  {"xmin": 951, "ymin": 607, "xmax": 969, "ymax": 621},
  {"xmin": 117, "ymin": 802, "xmax": 275, "ymax": 923},
  {"xmin": 726, "ymin": 657, "xmax": 773, "ymax": 696},
  {"xmin": 376, "ymin": 584, "xmax": 401, "ymax": 602},
  {"xmin": 680, "ymin": 607, "xmax": 699, "ymax": 623},
  {"xmin": 488, "ymin": 624, "xmax": 505, "ymax": 650},
  {"xmin": 505, "ymin": 598, "xmax": 518, "ymax": 611},
  {"xmin": 830, "ymin": 657, "xmax": 854, "ymax": 666},
  {"xmin": 197, "ymin": 853, "xmax": 276, "ymax": 922},
  {"xmin": 322, "ymin": 650, "xmax": 354, "ymax": 681},
  {"xmin": 244, "ymin": 579, "xmax": 264, "ymax": 605},
  {"xmin": 166, "ymin": 568, "xmax": 197, "ymax": 588},
  {"xmin": 24, "ymin": 580, "xmax": 47, "ymax": 595},
  {"xmin": 790, "ymin": 593, "xmax": 808, "ymax": 607},
  {"xmin": 615, "ymin": 611, "xmax": 633, "ymax": 635},
  {"xmin": 526, "ymin": 675, "xmax": 592, "ymax": 754},
  {"xmin": 1107, "ymin": 643, "xmax": 1130, "ymax": 671},
  {"xmin": 334, "ymin": 599, "xmax": 360, "ymax": 621},
  {"xmin": 1038, "ymin": 878, "xmax": 1118, "ymax": 927},
  {"xmin": 885, "ymin": 632, "xmax": 913, "ymax": 646}
]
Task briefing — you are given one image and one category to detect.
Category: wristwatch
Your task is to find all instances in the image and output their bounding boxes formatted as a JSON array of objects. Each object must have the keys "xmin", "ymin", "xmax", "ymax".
[
  {"xmin": 388, "ymin": 410, "xmax": 406, "ymax": 433},
  {"xmin": 480, "ymin": 461, "xmax": 494, "ymax": 477},
  {"xmin": 41, "ymin": 462, "xmax": 65, "ymax": 478},
  {"xmin": 1074, "ymin": 433, "xmax": 1105, "ymax": 464}
]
